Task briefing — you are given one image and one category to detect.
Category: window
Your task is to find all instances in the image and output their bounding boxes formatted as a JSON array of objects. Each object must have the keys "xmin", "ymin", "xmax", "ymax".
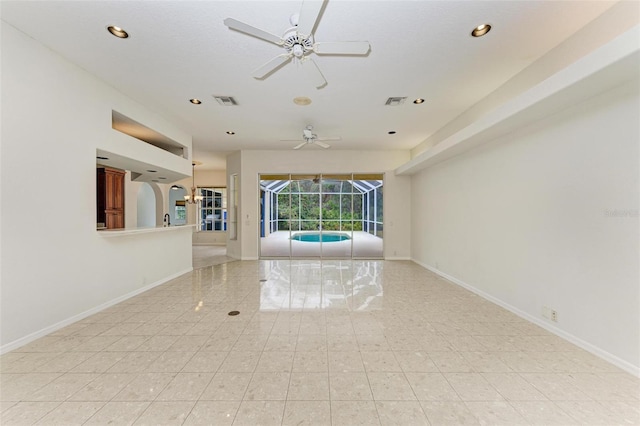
[
  {"xmin": 198, "ymin": 187, "xmax": 227, "ymax": 231},
  {"xmin": 175, "ymin": 200, "xmax": 186, "ymax": 222}
]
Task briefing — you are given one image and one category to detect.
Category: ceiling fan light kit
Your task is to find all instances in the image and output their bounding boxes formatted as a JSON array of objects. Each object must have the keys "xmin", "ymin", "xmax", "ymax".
[{"xmin": 224, "ymin": 0, "xmax": 370, "ymax": 88}]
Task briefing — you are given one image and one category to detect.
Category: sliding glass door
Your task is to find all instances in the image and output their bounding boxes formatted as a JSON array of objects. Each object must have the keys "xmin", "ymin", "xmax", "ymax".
[{"xmin": 259, "ymin": 173, "xmax": 383, "ymax": 259}]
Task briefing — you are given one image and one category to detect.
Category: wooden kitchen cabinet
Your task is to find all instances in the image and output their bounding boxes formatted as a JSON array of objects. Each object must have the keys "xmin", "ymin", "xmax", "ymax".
[{"xmin": 97, "ymin": 167, "xmax": 125, "ymax": 229}]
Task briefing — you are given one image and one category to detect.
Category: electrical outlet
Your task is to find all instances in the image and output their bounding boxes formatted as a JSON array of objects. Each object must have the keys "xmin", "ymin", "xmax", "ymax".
[{"xmin": 551, "ymin": 310, "xmax": 558, "ymax": 322}]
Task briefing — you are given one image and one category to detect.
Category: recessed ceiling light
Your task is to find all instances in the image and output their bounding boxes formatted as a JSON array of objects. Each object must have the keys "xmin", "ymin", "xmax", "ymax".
[
  {"xmin": 107, "ymin": 26, "xmax": 129, "ymax": 39},
  {"xmin": 388, "ymin": 131, "xmax": 397, "ymax": 135},
  {"xmin": 96, "ymin": 156, "xmax": 109, "ymax": 160},
  {"xmin": 226, "ymin": 131, "xmax": 235, "ymax": 135},
  {"xmin": 413, "ymin": 98, "xmax": 425, "ymax": 104},
  {"xmin": 471, "ymin": 24, "xmax": 491, "ymax": 37},
  {"xmin": 190, "ymin": 98, "xmax": 202, "ymax": 105},
  {"xmin": 293, "ymin": 96, "xmax": 312, "ymax": 106},
  {"xmin": 147, "ymin": 170, "xmax": 157, "ymax": 173}
]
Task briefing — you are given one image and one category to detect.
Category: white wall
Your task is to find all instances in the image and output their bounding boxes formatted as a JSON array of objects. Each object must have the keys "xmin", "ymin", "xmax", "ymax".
[
  {"xmin": 410, "ymin": 80, "xmax": 639, "ymax": 373},
  {"xmin": 231, "ymin": 150, "xmax": 412, "ymax": 260},
  {"xmin": 0, "ymin": 22, "xmax": 193, "ymax": 350}
]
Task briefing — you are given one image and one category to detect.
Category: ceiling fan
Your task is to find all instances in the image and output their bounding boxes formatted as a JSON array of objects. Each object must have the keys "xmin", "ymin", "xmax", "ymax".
[
  {"xmin": 223, "ymin": 0, "xmax": 370, "ymax": 88},
  {"xmin": 282, "ymin": 125, "xmax": 341, "ymax": 150}
]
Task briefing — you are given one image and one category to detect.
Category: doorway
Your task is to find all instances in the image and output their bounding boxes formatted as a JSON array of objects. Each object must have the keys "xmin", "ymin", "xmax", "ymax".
[{"xmin": 259, "ymin": 173, "xmax": 384, "ymax": 259}]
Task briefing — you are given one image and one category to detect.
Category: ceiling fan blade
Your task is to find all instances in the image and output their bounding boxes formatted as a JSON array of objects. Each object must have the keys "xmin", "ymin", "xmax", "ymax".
[
  {"xmin": 316, "ymin": 136, "xmax": 342, "ymax": 141},
  {"xmin": 313, "ymin": 41, "xmax": 370, "ymax": 55},
  {"xmin": 297, "ymin": 0, "xmax": 325, "ymax": 37},
  {"xmin": 293, "ymin": 142, "xmax": 307, "ymax": 150},
  {"xmin": 314, "ymin": 141, "xmax": 331, "ymax": 149},
  {"xmin": 223, "ymin": 18, "xmax": 284, "ymax": 45},
  {"xmin": 252, "ymin": 54, "xmax": 292, "ymax": 79},
  {"xmin": 302, "ymin": 58, "xmax": 327, "ymax": 88}
]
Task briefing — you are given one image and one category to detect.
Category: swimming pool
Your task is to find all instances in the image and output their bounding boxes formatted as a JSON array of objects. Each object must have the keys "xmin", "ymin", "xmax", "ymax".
[{"xmin": 291, "ymin": 232, "xmax": 351, "ymax": 243}]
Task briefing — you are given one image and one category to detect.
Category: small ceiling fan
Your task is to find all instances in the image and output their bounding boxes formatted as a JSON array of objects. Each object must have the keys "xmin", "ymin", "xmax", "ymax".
[
  {"xmin": 282, "ymin": 125, "xmax": 341, "ymax": 150},
  {"xmin": 223, "ymin": 0, "xmax": 370, "ymax": 88}
]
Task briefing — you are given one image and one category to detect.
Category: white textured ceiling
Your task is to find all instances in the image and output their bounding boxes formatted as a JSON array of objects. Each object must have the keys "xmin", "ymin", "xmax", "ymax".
[{"xmin": 1, "ymin": 0, "xmax": 615, "ymax": 169}]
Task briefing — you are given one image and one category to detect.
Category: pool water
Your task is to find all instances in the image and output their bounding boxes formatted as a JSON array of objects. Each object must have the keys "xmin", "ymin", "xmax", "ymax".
[{"xmin": 291, "ymin": 232, "xmax": 351, "ymax": 243}]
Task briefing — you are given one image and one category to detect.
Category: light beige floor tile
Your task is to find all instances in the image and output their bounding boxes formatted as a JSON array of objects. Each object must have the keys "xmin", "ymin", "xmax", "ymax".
[
  {"xmin": 132, "ymin": 401, "xmax": 195, "ymax": 425},
  {"xmin": 244, "ymin": 372, "xmax": 291, "ymax": 401},
  {"xmin": 218, "ymin": 351, "xmax": 260, "ymax": 373},
  {"xmin": 362, "ymin": 352, "xmax": 402, "ymax": 372},
  {"xmin": 34, "ymin": 352, "xmax": 95, "ymax": 373},
  {"xmin": 183, "ymin": 401, "xmax": 239, "ymax": 425},
  {"xmin": 145, "ymin": 351, "xmax": 195, "ymax": 372},
  {"xmin": 71, "ymin": 352, "xmax": 127, "ymax": 373},
  {"xmin": 329, "ymin": 372, "xmax": 373, "ymax": 400},
  {"xmin": 375, "ymin": 400, "xmax": 429, "ymax": 425},
  {"xmin": 200, "ymin": 372, "xmax": 252, "ymax": 400},
  {"xmin": 464, "ymin": 401, "xmax": 528, "ymax": 425},
  {"xmin": 255, "ymin": 351, "xmax": 294, "ymax": 372},
  {"xmin": 232, "ymin": 334, "xmax": 269, "ymax": 352},
  {"xmin": 367, "ymin": 372, "xmax": 416, "ymax": 400},
  {"xmin": 84, "ymin": 401, "xmax": 150, "ymax": 425},
  {"xmin": 28, "ymin": 373, "xmax": 98, "ymax": 401},
  {"xmin": 428, "ymin": 351, "xmax": 474, "ymax": 373},
  {"xmin": 136, "ymin": 335, "xmax": 180, "ymax": 351},
  {"xmin": 155, "ymin": 372, "xmax": 213, "ymax": 401},
  {"xmin": 107, "ymin": 351, "xmax": 162, "ymax": 373},
  {"xmin": 510, "ymin": 401, "xmax": 579, "ymax": 425},
  {"xmin": 105, "ymin": 335, "xmax": 150, "ymax": 352},
  {"xmin": 166, "ymin": 335, "xmax": 209, "ymax": 352},
  {"xmin": 293, "ymin": 351, "xmax": 328, "ymax": 372},
  {"xmin": 0, "ymin": 401, "xmax": 60, "ymax": 425},
  {"xmin": 327, "ymin": 334, "xmax": 359, "ymax": 351},
  {"xmin": 520, "ymin": 373, "xmax": 592, "ymax": 400},
  {"xmin": 296, "ymin": 334, "xmax": 328, "ymax": 352},
  {"xmin": 69, "ymin": 372, "xmax": 135, "ymax": 401},
  {"xmin": 182, "ymin": 351, "xmax": 228, "ymax": 372},
  {"xmin": 264, "ymin": 335, "xmax": 298, "ymax": 352},
  {"xmin": 233, "ymin": 400, "xmax": 285, "ymax": 426},
  {"xmin": 394, "ymin": 351, "xmax": 439, "ymax": 372},
  {"xmin": 331, "ymin": 400, "xmax": 380, "ymax": 426},
  {"xmin": 482, "ymin": 372, "xmax": 547, "ymax": 401},
  {"xmin": 420, "ymin": 401, "xmax": 480, "ymax": 425},
  {"xmin": 444, "ymin": 373, "xmax": 503, "ymax": 401},
  {"xmin": 405, "ymin": 372, "xmax": 460, "ymax": 401},
  {"xmin": 112, "ymin": 373, "xmax": 175, "ymax": 401},
  {"xmin": 282, "ymin": 400, "xmax": 330, "ymax": 426},
  {"xmin": 35, "ymin": 401, "xmax": 104, "ymax": 425},
  {"xmin": 287, "ymin": 372, "xmax": 329, "ymax": 400},
  {"xmin": 328, "ymin": 351, "xmax": 365, "ymax": 373},
  {"xmin": 2, "ymin": 260, "xmax": 636, "ymax": 426}
]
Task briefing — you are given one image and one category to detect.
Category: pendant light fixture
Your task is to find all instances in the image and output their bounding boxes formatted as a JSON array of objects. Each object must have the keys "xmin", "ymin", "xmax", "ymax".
[{"xmin": 184, "ymin": 162, "xmax": 203, "ymax": 204}]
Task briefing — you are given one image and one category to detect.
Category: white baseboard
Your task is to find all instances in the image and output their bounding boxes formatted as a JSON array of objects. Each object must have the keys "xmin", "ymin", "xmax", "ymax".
[
  {"xmin": 0, "ymin": 267, "xmax": 193, "ymax": 355},
  {"xmin": 385, "ymin": 257, "xmax": 412, "ymax": 261},
  {"xmin": 412, "ymin": 259, "xmax": 640, "ymax": 378},
  {"xmin": 192, "ymin": 243, "xmax": 226, "ymax": 246},
  {"xmin": 241, "ymin": 256, "xmax": 259, "ymax": 261}
]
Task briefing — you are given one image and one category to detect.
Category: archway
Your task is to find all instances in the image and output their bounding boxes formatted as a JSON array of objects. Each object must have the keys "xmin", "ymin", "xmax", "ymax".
[{"xmin": 137, "ymin": 183, "xmax": 156, "ymax": 227}]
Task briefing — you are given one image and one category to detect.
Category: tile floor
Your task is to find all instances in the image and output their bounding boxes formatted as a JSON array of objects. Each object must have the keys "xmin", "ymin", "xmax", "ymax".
[{"xmin": 1, "ymin": 260, "xmax": 638, "ymax": 425}]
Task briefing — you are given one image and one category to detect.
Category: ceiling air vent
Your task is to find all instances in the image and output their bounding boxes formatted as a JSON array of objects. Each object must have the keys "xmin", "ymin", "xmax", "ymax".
[
  {"xmin": 213, "ymin": 95, "xmax": 238, "ymax": 106},
  {"xmin": 385, "ymin": 97, "xmax": 407, "ymax": 106}
]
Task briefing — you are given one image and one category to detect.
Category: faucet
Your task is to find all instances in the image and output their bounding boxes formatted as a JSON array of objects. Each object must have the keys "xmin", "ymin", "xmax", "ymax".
[{"xmin": 163, "ymin": 214, "xmax": 171, "ymax": 227}]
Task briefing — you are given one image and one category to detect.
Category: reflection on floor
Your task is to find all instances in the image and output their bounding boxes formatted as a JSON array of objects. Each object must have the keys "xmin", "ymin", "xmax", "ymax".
[
  {"xmin": 260, "ymin": 231, "xmax": 383, "ymax": 258},
  {"xmin": 192, "ymin": 245, "xmax": 236, "ymax": 269},
  {"xmin": 1, "ymin": 260, "xmax": 638, "ymax": 425}
]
